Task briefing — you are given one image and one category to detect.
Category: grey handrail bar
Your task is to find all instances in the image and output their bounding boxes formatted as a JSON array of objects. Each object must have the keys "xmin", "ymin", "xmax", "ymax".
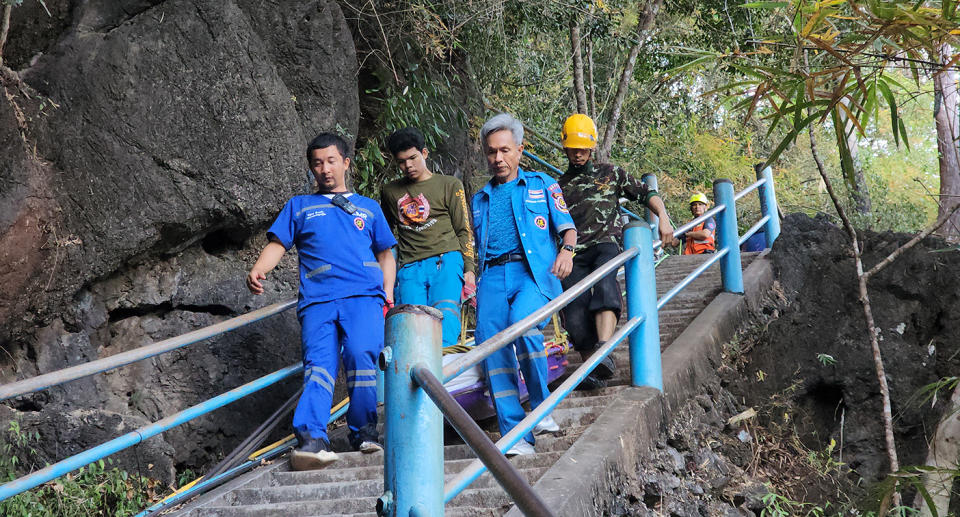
[
  {"xmin": 739, "ymin": 215, "xmax": 771, "ymax": 246},
  {"xmin": 0, "ymin": 299, "xmax": 297, "ymax": 401},
  {"xmin": 441, "ymin": 246, "xmax": 639, "ymax": 382},
  {"xmin": 734, "ymin": 177, "xmax": 766, "ymax": 201},
  {"xmin": 444, "ymin": 315, "xmax": 643, "ymax": 499},
  {"xmin": 412, "ymin": 365, "xmax": 555, "ymax": 517}
]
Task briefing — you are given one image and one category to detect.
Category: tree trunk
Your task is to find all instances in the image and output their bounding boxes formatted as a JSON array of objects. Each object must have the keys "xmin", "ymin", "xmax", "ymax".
[
  {"xmin": 0, "ymin": 4, "xmax": 11, "ymax": 69},
  {"xmin": 934, "ymin": 43, "xmax": 960, "ymax": 242},
  {"xmin": 570, "ymin": 20, "xmax": 588, "ymax": 115},
  {"xmin": 916, "ymin": 383, "xmax": 960, "ymax": 517},
  {"xmin": 598, "ymin": 0, "xmax": 664, "ymax": 161},
  {"xmin": 587, "ymin": 39, "xmax": 596, "ymax": 119}
]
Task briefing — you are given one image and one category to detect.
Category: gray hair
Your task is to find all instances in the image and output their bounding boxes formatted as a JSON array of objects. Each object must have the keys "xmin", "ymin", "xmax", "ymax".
[{"xmin": 480, "ymin": 113, "xmax": 524, "ymax": 146}]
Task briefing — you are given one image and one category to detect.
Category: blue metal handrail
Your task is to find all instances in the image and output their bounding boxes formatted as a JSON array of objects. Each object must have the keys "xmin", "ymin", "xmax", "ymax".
[
  {"xmin": 443, "ymin": 316, "xmax": 644, "ymax": 500},
  {"xmin": 0, "ymin": 364, "xmax": 303, "ymax": 501},
  {"xmin": 441, "ymin": 246, "xmax": 639, "ymax": 384},
  {"xmin": 522, "ymin": 149, "xmax": 565, "ymax": 176},
  {"xmin": 0, "ymin": 299, "xmax": 297, "ymax": 401},
  {"xmin": 739, "ymin": 215, "xmax": 771, "ymax": 246},
  {"xmin": 656, "ymin": 248, "xmax": 730, "ymax": 311},
  {"xmin": 0, "ymin": 148, "xmax": 782, "ymax": 515}
]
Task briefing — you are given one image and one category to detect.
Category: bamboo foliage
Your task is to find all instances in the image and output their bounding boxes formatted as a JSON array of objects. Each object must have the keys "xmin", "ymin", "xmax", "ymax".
[{"xmin": 674, "ymin": 0, "xmax": 960, "ymax": 168}]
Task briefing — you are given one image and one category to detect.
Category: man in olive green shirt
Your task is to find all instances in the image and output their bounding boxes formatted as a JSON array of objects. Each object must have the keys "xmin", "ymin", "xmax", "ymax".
[{"xmin": 381, "ymin": 127, "xmax": 476, "ymax": 348}]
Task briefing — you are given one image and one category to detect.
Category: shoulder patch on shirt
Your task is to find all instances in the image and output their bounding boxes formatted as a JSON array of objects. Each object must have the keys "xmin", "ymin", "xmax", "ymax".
[
  {"xmin": 547, "ymin": 183, "xmax": 562, "ymax": 193},
  {"xmin": 353, "ymin": 217, "xmax": 365, "ymax": 230},
  {"xmin": 551, "ymin": 191, "xmax": 569, "ymax": 213}
]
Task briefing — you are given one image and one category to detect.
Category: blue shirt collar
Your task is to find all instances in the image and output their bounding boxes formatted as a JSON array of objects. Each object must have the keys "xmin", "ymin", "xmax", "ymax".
[{"xmin": 481, "ymin": 167, "xmax": 529, "ymax": 196}]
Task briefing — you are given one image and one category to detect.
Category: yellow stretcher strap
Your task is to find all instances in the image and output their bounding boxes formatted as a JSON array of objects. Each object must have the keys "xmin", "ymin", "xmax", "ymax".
[{"xmin": 164, "ymin": 396, "xmax": 351, "ymax": 502}]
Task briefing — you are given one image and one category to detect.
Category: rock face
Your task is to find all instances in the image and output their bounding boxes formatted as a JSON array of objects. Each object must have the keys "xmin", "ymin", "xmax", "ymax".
[
  {"xmin": 1, "ymin": 0, "xmax": 359, "ymax": 484},
  {"xmin": 745, "ymin": 213, "xmax": 960, "ymax": 483}
]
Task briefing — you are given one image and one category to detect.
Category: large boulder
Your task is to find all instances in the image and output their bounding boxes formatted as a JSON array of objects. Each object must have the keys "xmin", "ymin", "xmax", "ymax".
[{"xmin": 1, "ymin": 0, "xmax": 359, "ymax": 483}]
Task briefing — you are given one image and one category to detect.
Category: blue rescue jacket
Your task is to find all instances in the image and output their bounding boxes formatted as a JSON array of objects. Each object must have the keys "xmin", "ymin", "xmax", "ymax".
[{"xmin": 471, "ymin": 168, "xmax": 577, "ymax": 299}]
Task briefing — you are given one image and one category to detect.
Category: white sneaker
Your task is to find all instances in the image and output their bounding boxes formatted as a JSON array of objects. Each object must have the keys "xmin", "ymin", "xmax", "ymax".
[
  {"xmin": 533, "ymin": 415, "xmax": 560, "ymax": 435},
  {"xmin": 505, "ymin": 440, "xmax": 535, "ymax": 457},
  {"xmin": 358, "ymin": 440, "xmax": 383, "ymax": 454},
  {"xmin": 290, "ymin": 439, "xmax": 339, "ymax": 471}
]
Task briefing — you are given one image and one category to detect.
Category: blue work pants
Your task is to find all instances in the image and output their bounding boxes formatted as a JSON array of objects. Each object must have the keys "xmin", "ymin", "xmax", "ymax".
[
  {"xmin": 396, "ymin": 251, "xmax": 464, "ymax": 348},
  {"xmin": 476, "ymin": 260, "xmax": 551, "ymax": 445},
  {"xmin": 293, "ymin": 295, "xmax": 383, "ymax": 442}
]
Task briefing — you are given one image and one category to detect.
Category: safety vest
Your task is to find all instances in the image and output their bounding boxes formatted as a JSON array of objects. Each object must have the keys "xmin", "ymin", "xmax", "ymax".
[{"xmin": 683, "ymin": 220, "xmax": 716, "ymax": 255}]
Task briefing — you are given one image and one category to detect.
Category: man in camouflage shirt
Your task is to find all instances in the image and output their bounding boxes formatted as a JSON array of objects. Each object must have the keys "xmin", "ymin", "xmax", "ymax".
[{"xmin": 557, "ymin": 114, "xmax": 678, "ymax": 389}]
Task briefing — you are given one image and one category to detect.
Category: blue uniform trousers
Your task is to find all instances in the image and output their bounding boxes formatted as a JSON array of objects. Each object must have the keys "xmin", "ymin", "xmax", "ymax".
[
  {"xmin": 476, "ymin": 261, "xmax": 551, "ymax": 446},
  {"xmin": 293, "ymin": 296, "xmax": 383, "ymax": 441},
  {"xmin": 396, "ymin": 251, "xmax": 464, "ymax": 348}
]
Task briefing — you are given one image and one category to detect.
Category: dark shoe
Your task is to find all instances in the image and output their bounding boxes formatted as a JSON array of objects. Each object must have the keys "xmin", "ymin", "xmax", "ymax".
[
  {"xmin": 290, "ymin": 437, "xmax": 338, "ymax": 471},
  {"xmin": 350, "ymin": 423, "xmax": 382, "ymax": 454},
  {"xmin": 580, "ymin": 344, "xmax": 617, "ymax": 380},
  {"xmin": 575, "ymin": 373, "xmax": 607, "ymax": 391},
  {"xmin": 594, "ymin": 351, "xmax": 617, "ymax": 380}
]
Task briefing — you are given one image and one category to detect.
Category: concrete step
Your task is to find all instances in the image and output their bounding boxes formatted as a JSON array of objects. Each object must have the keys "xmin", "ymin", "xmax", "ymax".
[
  {"xmin": 195, "ymin": 487, "xmax": 513, "ymax": 517},
  {"xmin": 269, "ymin": 452, "xmax": 564, "ymax": 486},
  {"xmin": 226, "ymin": 466, "xmax": 549, "ymax": 506}
]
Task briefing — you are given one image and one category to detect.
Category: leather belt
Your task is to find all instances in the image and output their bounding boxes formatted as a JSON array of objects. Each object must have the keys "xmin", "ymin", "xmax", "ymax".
[{"xmin": 485, "ymin": 253, "xmax": 525, "ymax": 267}]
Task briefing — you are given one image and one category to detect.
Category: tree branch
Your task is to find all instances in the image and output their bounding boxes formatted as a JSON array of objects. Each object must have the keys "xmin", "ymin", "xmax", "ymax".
[
  {"xmin": 597, "ymin": 0, "xmax": 663, "ymax": 161},
  {"xmin": 587, "ymin": 39, "xmax": 596, "ymax": 119},
  {"xmin": 810, "ymin": 126, "xmax": 901, "ymax": 505},
  {"xmin": 863, "ymin": 203, "xmax": 960, "ymax": 282},
  {"xmin": 570, "ymin": 20, "xmax": 587, "ymax": 114}
]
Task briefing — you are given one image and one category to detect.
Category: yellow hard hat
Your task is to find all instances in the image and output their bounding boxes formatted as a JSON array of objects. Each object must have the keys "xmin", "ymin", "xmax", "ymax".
[
  {"xmin": 689, "ymin": 193, "xmax": 709, "ymax": 206},
  {"xmin": 561, "ymin": 114, "xmax": 598, "ymax": 149}
]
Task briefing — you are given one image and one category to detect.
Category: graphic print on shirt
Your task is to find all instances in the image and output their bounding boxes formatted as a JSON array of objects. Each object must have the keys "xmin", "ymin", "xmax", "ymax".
[{"xmin": 397, "ymin": 192, "xmax": 437, "ymax": 231}]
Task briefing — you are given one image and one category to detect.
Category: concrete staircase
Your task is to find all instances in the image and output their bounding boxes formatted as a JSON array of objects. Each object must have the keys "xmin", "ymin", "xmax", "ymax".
[{"xmin": 171, "ymin": 252, "xmax": 757, "ymax": 517}]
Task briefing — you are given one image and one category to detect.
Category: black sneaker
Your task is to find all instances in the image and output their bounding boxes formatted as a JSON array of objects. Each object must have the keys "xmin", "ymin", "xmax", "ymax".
[
  {"xmin": 580, "ymin": 345, "xmax": 617, "ymax": 380},
  {"xmin": 594, "ymin": 352, "xmax": 617, "ymax": 380},
  {"xmin": 290, "ymin": 437, "xmax": 338, "ymax": 471},
  {"xmin": 350, "ymin": 423, "xmax": 383, "ymax": 454},
  {"xmin": 575, "ymin": 373, "xmax": 607, "ymax": 391}
]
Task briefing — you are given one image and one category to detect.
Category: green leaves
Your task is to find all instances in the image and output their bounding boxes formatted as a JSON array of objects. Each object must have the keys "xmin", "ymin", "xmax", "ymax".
[{"xmin": 691, "ymin": 0, "xmax": 957, "ymax": 172}]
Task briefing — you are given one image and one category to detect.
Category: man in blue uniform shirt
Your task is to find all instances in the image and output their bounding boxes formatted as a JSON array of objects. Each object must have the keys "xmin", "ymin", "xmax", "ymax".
[
  {"xmin": 246, "ymin": 133, "xmax": 397, "ymax": 470},
  {"xmin": 472, "ymin": 113, "xmax": 578, "ymax": 456}
]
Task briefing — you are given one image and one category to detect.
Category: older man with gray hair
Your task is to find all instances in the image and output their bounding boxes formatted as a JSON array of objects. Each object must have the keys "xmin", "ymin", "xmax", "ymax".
[{"xmin": 471, "ymin": 113, "xmax": 578, "ymax": 456}]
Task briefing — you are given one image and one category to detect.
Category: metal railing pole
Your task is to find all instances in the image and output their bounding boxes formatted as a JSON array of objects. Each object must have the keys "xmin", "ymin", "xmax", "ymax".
[
  {"xmin": 0, "ymin": 364, "xmax": 302, "ymax": 502},
  {"xmin": 641, "ymin": 173, "xmax": 659, "ymax": 228},
  {"xmin": 411, "ymin": 366, "xmax": 555, "ymax": 517},
  {"xmin": 378, "ymin": 305, "xmax": 444, "ymax": 517},
  {"xmin": 713, "ymin": 179, "xmax": 744, "ymax": 294},
  {"xmin": 756, "ymin": 166, "xmax": 781, "ymax": 248},
  {"xmin": 0, "ymin": 299, "xmax": 297, "ymax": 401},
  {"xmin": 623, "ymin": 222, "xmax": 662, "ymax": 390}
]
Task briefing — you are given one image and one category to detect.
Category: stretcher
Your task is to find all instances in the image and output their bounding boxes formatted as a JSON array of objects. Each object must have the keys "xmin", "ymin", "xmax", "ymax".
[{"xmin": 441, "ymin": 308, "xmax": 569, "ymax": 421}]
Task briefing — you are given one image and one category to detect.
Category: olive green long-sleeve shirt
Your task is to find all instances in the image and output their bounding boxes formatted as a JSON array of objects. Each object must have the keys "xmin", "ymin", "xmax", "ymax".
[{"xmin": 380, "ymin": 174, "xmax": 476, "ymax": 273}]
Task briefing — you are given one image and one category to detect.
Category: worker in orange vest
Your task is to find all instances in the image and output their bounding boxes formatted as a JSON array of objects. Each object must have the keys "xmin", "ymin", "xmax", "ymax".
[{"xmin": 681, "ymin": 193, "xmax": 716, "ymax": 255}]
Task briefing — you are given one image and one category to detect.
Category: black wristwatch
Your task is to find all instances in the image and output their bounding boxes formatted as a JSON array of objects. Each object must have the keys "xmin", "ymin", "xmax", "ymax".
[{"xmin": 561, "ymin": 244, "xmax": 575, "ymax": 253}]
